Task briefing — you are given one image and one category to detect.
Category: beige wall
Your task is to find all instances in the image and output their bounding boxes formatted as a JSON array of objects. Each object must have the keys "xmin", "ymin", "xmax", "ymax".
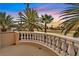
[{"xmin": 0, "ymin": 32, "xmax": 16, "ymax": 48}]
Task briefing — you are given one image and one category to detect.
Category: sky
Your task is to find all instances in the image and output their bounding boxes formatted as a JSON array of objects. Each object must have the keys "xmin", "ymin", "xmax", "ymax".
[{"xmin": 0, "ymin": 3, "xmax": 74, "ymax": 27}]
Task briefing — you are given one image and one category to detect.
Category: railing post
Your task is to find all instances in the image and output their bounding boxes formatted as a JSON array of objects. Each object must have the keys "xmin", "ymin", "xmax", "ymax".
[
  {"xmin": 40, "ymin": 34, "xmax": 42, "ymax": 42},
  {"xmin": 67, "ymin": 41, "xmax": 75, "ymax": 56},
  {"xmin": 42, "ymin": 34, "xmax": 44, "ymax": 43},
  {"xmin": 46, "ymin": 35, "xmax": 48, "ymax": 46},
  {"xmin": 56, "ymin": 37, "xmax": 61, "ymax": 53},
  {"xmin": 26, "ymin": 33, "xmax": 28, "ymax": 40},
  {"xmin": 49, "ymin": 36, "xmax": 52, "ymax": 47},
  {"xmin": 39, "ymin": 34, "xmax": 42, "ymax": 42},
  {"xmin": 50, "ymin": 37, "xmax": 52, "ymax": 48},
  {"xmin": 47, "ymin": 35, "xmax": 51, "ymax": 47},
  {"xmin": 21, "ymin": 33, "xmax": 23, "ymax": 40},
  {"xmin": 61, "ymin": 39, "xmax": 68, "ymax": 56},
  {"xmin": 30, "ymin": 33, "xmax": 32, "ymax": 40},
  {"xmin": 77, "ymin": 46, "xmax": 79, "ymax": 56},
  {"xmin": 52, "ymin": 36, "xmax": 56, "ymax": 50},
  {"xmin": 29, "ymin": 33, "xmax": 31, "ymax": 40},
  {"xmin": 35, "ymin": 33, "xmax": 37, "ymax": 41}
]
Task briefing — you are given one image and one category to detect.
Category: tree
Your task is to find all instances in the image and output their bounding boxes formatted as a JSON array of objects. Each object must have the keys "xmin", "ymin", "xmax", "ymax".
[
  {"xmin": 60, "ymin": 3, "xmax": 79, "ymax": 37},
  {"xmin": 0, "ymin": 12, "xmax": 13, "ymax": 32},
  {"xmin": 18, "ymin": 8, "xmax": 43, "ymax": 32},
  {"xmin": 41, "ymin": 14, "xmax": 53, "ymax": 32}
]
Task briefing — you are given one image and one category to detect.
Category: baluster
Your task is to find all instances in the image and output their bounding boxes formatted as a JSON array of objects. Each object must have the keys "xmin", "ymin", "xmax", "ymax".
[
  {"xmin": 31, "ymin": 33, "xmax": 32, "ymax": 40},
  {"xmin": 51, "ymin": 36, "xmax": 54, "ymax": 48},
  {"xmin": 77, "ymin": 45, "xmax": 79, "ymax": 56},
  {"xmin": 56, "ymin": 37, "xmax": 61, "ymax": 53},
  {"xmin": 27, "ymin": 33, "xmax": 28, "ymax": 40},
  {"xmin": 28, "ymin": 33, "xmax": 30, "ymax": 40},
  {"xmin": 28, "ymin": 33, "xmax": 29, "ymax": 40},
  {"xmin": 29, "ymin": 33, "xmax": 30, "ymax": 40},
  {"xmin": 45, "ymin": 35, "xmax": 47, "ymax": 44},
  {"xmin": 38, "ymin": 34, "xmax": 40, "ymax": 41},
  {"xmin": 35, "ymin": 33, "xmax": 37, "ymax": 40},
  {"xmin": 52, "ymin": 36, "xmax": 56, "ymax": 50},
  {"xmin": 21, "ymin": 33, "xmax": 23, "ymax": 40},
  {"xmin": 36, "ymin": 33, "xmax": 38, "ymax": 40},
  {"xmin": 67, "ymin": 41, "xmax": 75, "ymax": 56},
  {"xmin": 47, "ymin": 35, "xmax": 50, "ymax": 46},
  {"xmin": 50, "ymin": 37, "xmax": 52, "ymax": 48},
  {"xmin": 39, "ymin": 34, "xmax": 40, "ymax": 41},
  {"xmin": 43, "ymin": 34, "xmax": 45, "ymax": 43},
  {"xmin": 48, "ymin": 35, "xmax": 51, "ymax": 47},
  {"xmin": 34, "ymin": 33, "xmax": 36, "ymax": 40},
  {"xmin": 61, "ymin": 39, "xmax": 68, "ymax": 56},
  {"xmin": 42, "ymin": 34, "xmax": 44, "ymax": 43},
  {"xmin": 36, "ymin": 33, "xmax": 37, "ymax": 40},
  {"xmin": 41, "ymin": 34, "xmax": 44, "ymax": 43},
  {"xmin": 40, "ymin": 34, "xmax": 42, "ymax": 42},
  {"xmin": 46, "ymin": 35, "xmax": 48, "ymax": 45},
  {"xmin": 30, "ymin": 33, "xmax": 32, "ymax": 40}
]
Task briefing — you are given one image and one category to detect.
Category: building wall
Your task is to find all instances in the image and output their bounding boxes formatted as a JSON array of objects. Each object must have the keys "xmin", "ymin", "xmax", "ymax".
[{"xmin": 0, "ymin": 32, "xmax": 16, "ymax": 48}]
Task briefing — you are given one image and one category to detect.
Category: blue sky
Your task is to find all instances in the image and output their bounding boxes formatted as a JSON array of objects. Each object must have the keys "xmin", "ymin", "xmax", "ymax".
[{"xmin": 0, "ymin": 3, "xmax": 74, "ymax": 21}]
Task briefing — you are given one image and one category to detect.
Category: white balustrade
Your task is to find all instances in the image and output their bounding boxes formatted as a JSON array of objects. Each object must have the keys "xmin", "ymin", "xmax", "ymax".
[{"xmin": 18, "ymin": 31, "xmax": 79, "ymax": 56}]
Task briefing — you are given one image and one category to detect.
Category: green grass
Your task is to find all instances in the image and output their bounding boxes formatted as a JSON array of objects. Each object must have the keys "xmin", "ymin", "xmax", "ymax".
[{"xmin": 47, "ymin": 29, "xmax": 74, "ymax": 37}]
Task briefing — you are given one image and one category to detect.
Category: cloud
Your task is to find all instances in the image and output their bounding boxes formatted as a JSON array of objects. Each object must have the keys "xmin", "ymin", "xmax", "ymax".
[
  {"xmin": 6, "ymin": 11, "xmax": 19, "ymax": 21},
  {"xmin": 33, "ymin": 4, "xmax": 62, "ymax": 22}
]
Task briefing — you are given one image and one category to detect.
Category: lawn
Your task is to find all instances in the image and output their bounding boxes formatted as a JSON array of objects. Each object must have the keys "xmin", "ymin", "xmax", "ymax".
[{"xmin": 46, "ymin": 29, "xmax": 74, "ymax": 37}]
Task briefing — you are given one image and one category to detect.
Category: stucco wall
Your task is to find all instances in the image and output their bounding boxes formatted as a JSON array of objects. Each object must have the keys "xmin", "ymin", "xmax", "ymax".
[{"xmin": 0, "ymin": 32, "xmax": 16, "ymax": 48}]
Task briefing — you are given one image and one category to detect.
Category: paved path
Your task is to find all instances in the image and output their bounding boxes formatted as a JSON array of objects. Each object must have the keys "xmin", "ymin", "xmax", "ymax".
[{"xmin": 0, "ymin": 43, "xmax": 57, "ymax": 56}]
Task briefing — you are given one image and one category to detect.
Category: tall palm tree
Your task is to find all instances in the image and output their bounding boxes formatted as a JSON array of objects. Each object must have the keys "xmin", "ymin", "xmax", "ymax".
[
  {"xmin": 0, "ymin": 12, "xmax": 13, "ymax": 32},
  {"xmin": 18, "ymin": 8, "xmax": 43, "ymax": 31},
  {"xmin": 26, "ymin": 3, "xmax": 30, "ymax": 9},
  {"xmin": 41, "ymin": 14, "xmax": 54, "ymax": 32},
  {"xmin": 60, "ymin": 4, "xmax": 79, "ymax": 37}
]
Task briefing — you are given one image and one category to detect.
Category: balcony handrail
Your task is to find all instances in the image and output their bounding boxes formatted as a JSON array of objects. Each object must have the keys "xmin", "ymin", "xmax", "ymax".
[{"xmin": 16, "ymin": 31, "xmax": 79, "ymax": 42}]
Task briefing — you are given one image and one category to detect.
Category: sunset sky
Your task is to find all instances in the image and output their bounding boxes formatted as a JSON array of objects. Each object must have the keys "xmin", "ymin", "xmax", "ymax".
[{"xmin": 0, "ymin": 3, "xmax": 74, "ymax": 27}]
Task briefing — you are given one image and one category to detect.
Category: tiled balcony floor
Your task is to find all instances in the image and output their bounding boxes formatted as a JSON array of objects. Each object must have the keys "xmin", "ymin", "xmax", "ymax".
[{"xmin": 0, "ymin": 43, "xmax": 57, "ymax": 56}]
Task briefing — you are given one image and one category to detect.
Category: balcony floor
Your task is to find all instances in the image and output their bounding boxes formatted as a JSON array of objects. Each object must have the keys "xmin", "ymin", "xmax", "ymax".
[{"xmin": 0, "ymin": 43, "xmax": 57, "ymax": 56}]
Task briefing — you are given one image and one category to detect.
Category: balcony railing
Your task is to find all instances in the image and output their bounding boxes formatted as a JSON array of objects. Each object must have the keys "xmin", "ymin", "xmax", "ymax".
[{"xmin": 17, "ymin": 31, "xmax": 79, "ymax": 56}]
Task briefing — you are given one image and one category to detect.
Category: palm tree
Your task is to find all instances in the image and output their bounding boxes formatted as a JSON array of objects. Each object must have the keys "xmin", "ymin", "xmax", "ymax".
[
  {"xmin": 60, "ymin": 4, "xmax": 79, "ymax": 37},
  {"xmin": 41, "ymin": 14, "xmax": 53, "ymax": 32},
  {"xmin": 18, "ymin": 8, "xmax": 43, "ymax": 32},
  {"xmin": 26, "ymin": 3, "xmax": 30, "ymax": 9},
  {"xmin": 0, "ymin": 12, "xmax": 13, "ymax": 32},
  {"xmin": 73, "ymin": 27, "xmax": 79, "ymax": 37}
]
